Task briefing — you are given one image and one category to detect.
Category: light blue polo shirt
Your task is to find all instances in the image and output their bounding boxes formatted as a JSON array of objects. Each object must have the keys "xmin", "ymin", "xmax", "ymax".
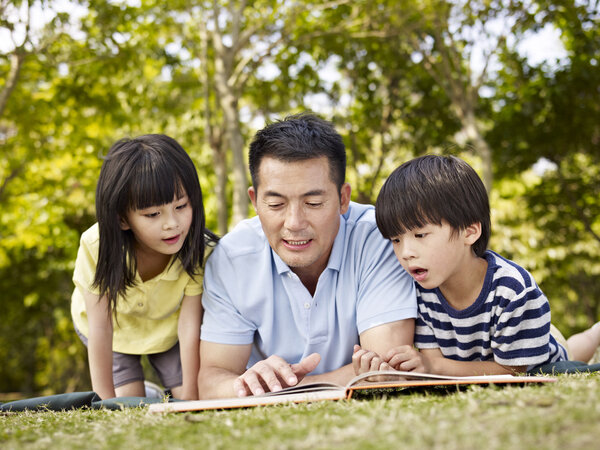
[{"xmin": 201, "ymin": 202, "xmax": 417, "ymax": 374}]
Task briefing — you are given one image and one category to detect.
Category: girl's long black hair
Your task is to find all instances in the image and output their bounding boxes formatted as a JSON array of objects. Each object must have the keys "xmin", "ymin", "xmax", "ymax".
[{"xmin": 92, "ymin": 134, "xmax": 218, "ymax": 315}]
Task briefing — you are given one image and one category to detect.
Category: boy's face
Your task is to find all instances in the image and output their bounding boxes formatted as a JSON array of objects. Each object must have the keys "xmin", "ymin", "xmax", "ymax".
[{"xmin": 389, "ymin": 222, "xmax": 480, "ymax": 291}]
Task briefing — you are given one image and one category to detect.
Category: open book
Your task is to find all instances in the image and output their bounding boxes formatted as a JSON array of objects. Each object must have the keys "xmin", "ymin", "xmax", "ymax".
[{"xmin": 148, "ymin": 370, "xmax": 555, "ymax": 413}]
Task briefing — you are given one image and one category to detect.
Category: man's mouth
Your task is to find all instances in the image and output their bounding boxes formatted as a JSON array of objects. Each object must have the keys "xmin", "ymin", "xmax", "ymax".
[{"xmin": 282, "ymin": 239, "xmax": 312, "ymax": 249}]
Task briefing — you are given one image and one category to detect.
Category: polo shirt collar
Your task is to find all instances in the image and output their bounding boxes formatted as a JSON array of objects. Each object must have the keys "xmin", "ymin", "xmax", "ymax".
[
  {"xmin": 272, "ymin": 215, "xmax": 346, "ymax": 275},
  {"xmin": 134, "ymin": 255, "xmax": 182, "ymax": 282}
]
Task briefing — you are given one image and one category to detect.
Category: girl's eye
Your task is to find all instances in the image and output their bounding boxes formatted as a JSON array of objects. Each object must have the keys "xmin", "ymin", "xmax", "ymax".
[
  {"xmin": 144, "ymin": 212, "xmax": 159, "ymax": 218},
  {"xmin": 176, "ymin": 202, "xmax": 188, "ymax": 210}
]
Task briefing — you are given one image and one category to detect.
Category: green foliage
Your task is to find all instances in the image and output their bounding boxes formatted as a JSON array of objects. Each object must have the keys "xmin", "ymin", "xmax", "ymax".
[{"xmin": 0, "ymin": 0, "xmax": 599, "ymax": 394}]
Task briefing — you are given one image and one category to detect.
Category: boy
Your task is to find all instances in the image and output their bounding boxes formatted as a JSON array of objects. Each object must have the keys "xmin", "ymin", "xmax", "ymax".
[{"xmin": 353, "ymin": 155, "xmax": 599, "ymax": 376}]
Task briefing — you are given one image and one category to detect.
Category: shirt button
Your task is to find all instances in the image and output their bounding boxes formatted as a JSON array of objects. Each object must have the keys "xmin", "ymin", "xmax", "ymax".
[{"xmin": 304, "ymin": 302, "xmax": 310, "ymax": 309}]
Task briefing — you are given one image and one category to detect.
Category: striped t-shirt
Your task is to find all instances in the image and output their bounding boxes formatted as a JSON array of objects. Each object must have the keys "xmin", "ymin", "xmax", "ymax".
[{"xmin": 414, "ymin": 250, "xmax": 568, "ymax": 371}]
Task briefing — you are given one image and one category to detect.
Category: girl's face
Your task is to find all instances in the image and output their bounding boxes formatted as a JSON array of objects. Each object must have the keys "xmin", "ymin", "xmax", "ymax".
[{"xmin": 120, "ymin": 192, "xmax": 193, "ymax": 259}]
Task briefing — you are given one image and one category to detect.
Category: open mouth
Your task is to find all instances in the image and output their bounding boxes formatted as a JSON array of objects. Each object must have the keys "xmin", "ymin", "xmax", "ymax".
[
  {"xmin": 283, "ymin": 239, "xmax": 312, "ymax": 249},
  {"xmin": 410, "ymin": 268, "xmax": 428, "ymax": 281},
  {"xmin": 163, "ymin": 234, "xmax": 181, "ymax": 245}
]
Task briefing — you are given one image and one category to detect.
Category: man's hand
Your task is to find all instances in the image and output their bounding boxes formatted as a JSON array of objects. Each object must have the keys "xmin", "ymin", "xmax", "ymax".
[
  {"xmin": 352, "ymin": 345, "xmax": 393, "ymax": 375},
  {"xmin": 385, "ymin": 345, "xmax": 430, "ymax": 373},
  {"xmin": 233, "ymin": 353, "xmax": 321, "ymax": 397}
]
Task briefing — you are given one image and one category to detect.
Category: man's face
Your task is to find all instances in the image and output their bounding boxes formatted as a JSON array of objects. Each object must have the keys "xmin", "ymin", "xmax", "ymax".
[{"xmin": 248, "ymin": 156, "xmax": 351, "ymax": 282}]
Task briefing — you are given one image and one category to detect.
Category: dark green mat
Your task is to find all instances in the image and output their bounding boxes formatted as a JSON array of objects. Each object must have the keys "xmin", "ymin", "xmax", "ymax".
[{"xmin": 0, "ymin": 391, "xmax": 175, "ymax": 412}]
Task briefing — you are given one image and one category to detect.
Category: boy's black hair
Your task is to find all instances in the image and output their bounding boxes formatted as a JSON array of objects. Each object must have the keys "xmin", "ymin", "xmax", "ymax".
[
  {"xmin": 248, "ymin": 112, "xmax": 346, "ymax": 191},
  {"xmin": 93, "ymin": 134, "xmax": 218, "ymax": 315},
  {"xmin": 375, "ymin": 155, "xmax": 490, "ymax": 257}
]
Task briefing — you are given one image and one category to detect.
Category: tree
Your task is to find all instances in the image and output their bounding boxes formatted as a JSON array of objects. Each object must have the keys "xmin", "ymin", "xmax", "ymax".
[{"xmin": 488, "ymin": 0, "xmax": 600, "ymax": 334}]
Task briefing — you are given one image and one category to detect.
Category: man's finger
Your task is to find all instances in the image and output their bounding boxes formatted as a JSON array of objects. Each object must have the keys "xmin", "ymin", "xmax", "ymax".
[
  {"xmin": 291, "ymin": 353, "xmax": 321, "ymax": 379},
  {"xmin": 237, "ymin": 370, "xmax": 265, "ymax": 396}
]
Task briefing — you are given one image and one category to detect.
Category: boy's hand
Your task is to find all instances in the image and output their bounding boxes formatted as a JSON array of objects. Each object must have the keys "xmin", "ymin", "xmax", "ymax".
[
  {"xmin": 352, "ymin": 345, "xmax": 393, "ymax": 375},
  {"xmin": 385, "ymin": 345, "xmax": 431, "ymax": 373}
]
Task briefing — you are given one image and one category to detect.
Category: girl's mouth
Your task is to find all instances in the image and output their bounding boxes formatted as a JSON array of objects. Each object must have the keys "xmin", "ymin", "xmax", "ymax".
[{"xmin": 163, "ymin": 234, "xmax": 181, "ymax": 245}]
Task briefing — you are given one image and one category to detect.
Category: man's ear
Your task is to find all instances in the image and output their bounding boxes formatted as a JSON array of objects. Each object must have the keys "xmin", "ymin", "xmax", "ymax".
[
  {"xmin": 339, "ymin": 183, "xmax": 351, "ymax": 214},
  {"xmin": 248, "ymin": 186, "xmax": 258, "ymax": 210},
  {"xmin": 464, "ymin": 222, "xmax": 482, "ymax": 245},
  {"xmin": 119, "ymin": 216, "xmax": 130, "ymax": 231}
]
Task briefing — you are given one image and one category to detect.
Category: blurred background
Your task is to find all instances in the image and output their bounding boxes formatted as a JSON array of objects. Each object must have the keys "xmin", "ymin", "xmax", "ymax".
[{"xmin": 1, "ymin": 0, "xmax": 598, "ymax": 396}]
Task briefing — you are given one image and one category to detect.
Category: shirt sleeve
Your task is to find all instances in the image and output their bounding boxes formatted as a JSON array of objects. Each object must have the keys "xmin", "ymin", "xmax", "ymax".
[
  {"xmin": 183, "ymin": 238, "xmax": 216, "ymax": 297},
  {"xmin": 491, "ymin": 277, "xmax": 553, "ymax": 367},
  {"xmin": 200, "ymin": 244, "xmax": 257, "ymax": 345},
  {"xmin": 355, "ymin": 227, "xmax": 417, "ymax": 334},
  {"xmin": 72, "ymin": 230, "xmax": 100, "ymax": 296}
]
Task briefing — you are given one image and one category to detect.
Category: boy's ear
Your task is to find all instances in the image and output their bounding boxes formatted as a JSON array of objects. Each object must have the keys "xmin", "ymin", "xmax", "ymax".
[
  {"xmin": 119, "ymin": 216, "xmax": 130, "ymax": 230},
  {"xmin": 464, "ymin": 222, "xmax": 482, "ymax": 245}
]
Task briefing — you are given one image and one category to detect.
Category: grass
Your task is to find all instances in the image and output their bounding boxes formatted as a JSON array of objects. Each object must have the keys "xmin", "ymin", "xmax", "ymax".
[{"xmin": 2, "ymin": 373, "xmax": 600, "ymax": 449}]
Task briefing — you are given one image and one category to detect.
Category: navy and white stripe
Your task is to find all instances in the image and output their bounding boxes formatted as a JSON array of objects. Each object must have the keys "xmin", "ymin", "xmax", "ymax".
[{"xmin": 415, "ymin": 250, "xmax": 568, "ymax": 370}]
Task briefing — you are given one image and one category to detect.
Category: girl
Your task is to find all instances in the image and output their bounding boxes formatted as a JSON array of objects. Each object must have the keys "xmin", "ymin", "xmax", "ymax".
[{"xmin": 71, "ymin": 134, "xmax": 218, "ymax": 400}]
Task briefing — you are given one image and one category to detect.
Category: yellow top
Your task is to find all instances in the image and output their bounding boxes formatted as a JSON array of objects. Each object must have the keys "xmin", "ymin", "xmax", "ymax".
[{"xmin": 71, "ymin": 223, "xmax": 208, "ymax": 354}]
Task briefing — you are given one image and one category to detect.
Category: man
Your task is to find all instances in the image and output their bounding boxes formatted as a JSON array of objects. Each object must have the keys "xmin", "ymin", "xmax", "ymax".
[{"xmin": 198, "ymin": 113, "xmax": 416, "ymax": 399}]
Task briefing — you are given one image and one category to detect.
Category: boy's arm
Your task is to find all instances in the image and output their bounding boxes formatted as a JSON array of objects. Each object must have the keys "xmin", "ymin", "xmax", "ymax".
[
  {"xmin": 177, "ymin": 294, "xmax": 202, "ymax": 400},
  {"xmin": 388, "ymin": 347, "xmax": 527, "ymax": 376},
  {"xmin": 83, "ymin": 290, "xmax": 116, "ymax": 400}
]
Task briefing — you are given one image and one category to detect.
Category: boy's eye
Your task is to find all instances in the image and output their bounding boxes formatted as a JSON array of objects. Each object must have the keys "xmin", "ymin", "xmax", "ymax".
[
  {"xmin": 415, "ymin": 233, "xmax": 426, "ymax": 238},
  {"xmin": 391, "ymin": 238, "xmax": 400, "ymax": 244}
]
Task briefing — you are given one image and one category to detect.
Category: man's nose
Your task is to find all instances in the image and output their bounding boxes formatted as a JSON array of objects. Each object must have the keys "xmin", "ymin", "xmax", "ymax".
[{"xmin": 284, "ymin": 204, "xmax": 307, "ymax": 231}]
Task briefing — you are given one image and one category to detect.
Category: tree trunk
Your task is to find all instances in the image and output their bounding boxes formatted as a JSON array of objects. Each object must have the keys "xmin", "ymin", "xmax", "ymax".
[
  {"xmin": 219, "ymin": 91, "xmax": 248, "ymax": 226},
  {"xmin": 461, "ymin": 111, "xmax": 493, "ymax": 193}
]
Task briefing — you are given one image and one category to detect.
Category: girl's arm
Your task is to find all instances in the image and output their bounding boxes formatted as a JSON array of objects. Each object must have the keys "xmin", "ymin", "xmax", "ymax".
[
  {"xmin": 176, "ymin": 293, "xmax": 202, "ymax": 400},
  {"xmin": 83, "ymin": 290, "xmax": 116, "ymax": 399}
]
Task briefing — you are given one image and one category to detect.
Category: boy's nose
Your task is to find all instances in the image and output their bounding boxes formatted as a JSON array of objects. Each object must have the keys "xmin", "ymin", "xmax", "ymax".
[{"xmin": 399, "ymin": 242, "xmax": 416, "ymax": 260}]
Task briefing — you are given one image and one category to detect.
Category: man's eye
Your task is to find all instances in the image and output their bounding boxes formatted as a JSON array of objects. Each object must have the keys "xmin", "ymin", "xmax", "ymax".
[
  {"xmin": 268, "ymin": 203, "xmax": 283, "ymax": 209},
  {"xmin": 307, "ymin": 202, "xmax": 322, "ymax": 207}
]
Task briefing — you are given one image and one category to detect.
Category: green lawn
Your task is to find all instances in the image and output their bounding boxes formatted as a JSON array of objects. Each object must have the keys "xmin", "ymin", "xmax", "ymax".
[{"xmin": 2, "ymin": 373, "xmax": 600, "ymax": 449}]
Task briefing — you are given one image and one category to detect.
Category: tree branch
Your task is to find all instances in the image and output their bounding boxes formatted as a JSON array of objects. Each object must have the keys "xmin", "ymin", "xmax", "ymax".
[{"xmin": 0, "ymin": 50, "xmax": 25, "ymax": 118}]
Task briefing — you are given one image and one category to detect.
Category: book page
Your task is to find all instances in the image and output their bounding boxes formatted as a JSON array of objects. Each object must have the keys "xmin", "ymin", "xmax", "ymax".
[{"xmin": 347, "ymin": 370, "xmax": 546, "ymax": 388}]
